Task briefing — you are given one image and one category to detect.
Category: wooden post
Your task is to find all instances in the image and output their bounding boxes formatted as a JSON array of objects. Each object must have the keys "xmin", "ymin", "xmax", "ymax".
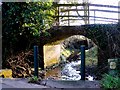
[
  {"xmin": 94, "ymin": 10, "xmax": 96, "ymax": 24},
  {"xmin": 68, "ymin": 7, "xmax": 70, "ymax": 26}
]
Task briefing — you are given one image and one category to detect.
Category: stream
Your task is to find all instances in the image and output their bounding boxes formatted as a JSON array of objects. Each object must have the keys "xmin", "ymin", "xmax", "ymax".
[{"xmin": 45, "ymin": 60, "xmax": 95, "ymax": 81}]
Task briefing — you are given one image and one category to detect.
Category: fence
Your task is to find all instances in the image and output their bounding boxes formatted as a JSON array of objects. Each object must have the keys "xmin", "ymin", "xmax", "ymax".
[{"xmin": 54, "ymin": 3, "xmax": 120, "ymax": 26}]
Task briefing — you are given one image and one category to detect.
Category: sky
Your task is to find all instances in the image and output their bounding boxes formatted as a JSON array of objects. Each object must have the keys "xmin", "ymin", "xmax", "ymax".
[
  {"xmin": 59, "ymin": 0, "xmax": 119, "ymax": 5},
  {"xmin": 59, "ymin": 0, "xmax": 120, "ymax": 25}
]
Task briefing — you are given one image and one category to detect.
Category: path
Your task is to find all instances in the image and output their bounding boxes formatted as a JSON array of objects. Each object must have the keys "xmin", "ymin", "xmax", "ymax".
[
  {"xmin": 0, "ymin": 78, "xmax": 101, "ymax": 89},
  {"xmin": 0, "ymin": 78, "xmax": 48, "ymax": 89}
]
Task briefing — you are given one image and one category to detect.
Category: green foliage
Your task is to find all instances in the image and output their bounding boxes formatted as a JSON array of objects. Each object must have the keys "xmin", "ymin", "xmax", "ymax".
[
  {"xmin": 2, "ymin": 2, "xmax": 56, "ymax": 67},
  {"xmin": 101, "ymin": 74, "xmax": 120, "ymax": 89},
  {"xmin": 61, "ymin": 49, "xmax": 72, "ymax": 58},
  {"xmin": 85, "ymin": 24, "xmax": 114, "ymax": 49},
  {"xmin": 2, "ymin": 2, "xmax": 55, "ymax": 37},
  {"xmin": 85, "ymin": 46, "xmax": 98, "ymax": 66},
  {"xmin": 22, "ymin": 2, "xmax": 55, "ymax": 36},
  {"xmin": 28, "ymin": 76, "xmax": 41, "ymax": 83}
]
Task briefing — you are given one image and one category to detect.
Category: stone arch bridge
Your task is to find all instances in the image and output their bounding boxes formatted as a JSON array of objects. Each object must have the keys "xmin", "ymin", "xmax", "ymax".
[{"xmin": 39, "ymin": 24, "xmax": 120, "ymax": 71}]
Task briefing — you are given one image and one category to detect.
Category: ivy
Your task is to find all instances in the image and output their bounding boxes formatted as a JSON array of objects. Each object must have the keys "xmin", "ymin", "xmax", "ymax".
[{"xmin": 2, "ymin": 2, "xmax": 56, "ymax": 64}]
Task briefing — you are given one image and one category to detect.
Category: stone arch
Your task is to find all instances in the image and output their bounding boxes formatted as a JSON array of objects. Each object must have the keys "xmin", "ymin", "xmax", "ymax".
[{"xmin": 39, "ymin": 24, "xmax": 120, "ymax": 72}]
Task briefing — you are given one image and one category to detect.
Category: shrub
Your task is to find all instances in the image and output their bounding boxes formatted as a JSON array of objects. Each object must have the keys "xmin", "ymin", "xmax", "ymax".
[{"xmin": 101, "ymin": 74, "xmax": 120, "ymax": 89}]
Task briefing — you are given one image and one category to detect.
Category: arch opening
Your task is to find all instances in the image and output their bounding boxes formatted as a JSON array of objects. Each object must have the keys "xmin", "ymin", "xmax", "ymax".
[
  {"xmin": 40, "ymin": 24, "xmax": 120, "ymax": 80},
  {"xmin": 44, "ymin": 35, "xmax": 99, "ymax": 80}
]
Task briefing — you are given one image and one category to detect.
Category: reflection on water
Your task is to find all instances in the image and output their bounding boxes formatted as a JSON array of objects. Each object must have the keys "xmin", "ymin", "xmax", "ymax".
[
  {"xmin": 45, "ymin": 67, "xmax": 61, "ymax": 80},
  {"xmin": 45, "ymin": 60, "xmax": 95, "ymax": 81}
]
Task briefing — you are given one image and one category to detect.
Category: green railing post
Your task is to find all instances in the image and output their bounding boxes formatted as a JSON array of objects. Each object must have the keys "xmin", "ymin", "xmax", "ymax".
[
  {"xmin": 81, "ymin": 45, "xmax": 86, "ymax": 80},
  {"xmin": 34, "ymin": 46, "xmax": 38, "ymax": 77}
]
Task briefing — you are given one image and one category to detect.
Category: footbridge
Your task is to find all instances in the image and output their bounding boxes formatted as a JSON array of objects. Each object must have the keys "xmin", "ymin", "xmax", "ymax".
[{"xmin": 38, "ymin": 3, "xmax": 120, "ymax": 70}]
